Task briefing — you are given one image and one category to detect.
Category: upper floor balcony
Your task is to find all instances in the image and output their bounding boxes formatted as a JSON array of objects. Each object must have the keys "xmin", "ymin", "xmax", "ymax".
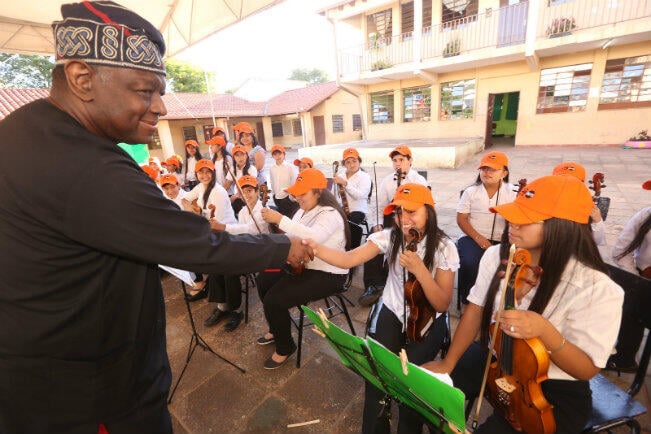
[{"xmin": 335, "ymin": 0, "xmax": 651, "ymax": 85}]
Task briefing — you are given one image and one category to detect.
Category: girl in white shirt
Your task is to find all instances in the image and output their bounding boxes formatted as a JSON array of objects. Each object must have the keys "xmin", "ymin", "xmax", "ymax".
[
  {"xmin": 457, "ymin": 151, "xmax": 516, "ymax": 308},
  {"xmin": 207, "ymin": 135, "xmax": 234, "ymax": 195},
  {"xmin": 424, "ymin": 175, "xmax": 623, "ymax": 434},
  {"xmin": 226, "ymin": 145, "xmax": 258, "ymax": 216},
  {"xmin": 183, "ymin": 140, "xmax": 203, "ymax": 190},
  {"xmin": 307, "ymin": 183, "xmax": 458, "ymax": 434},
  {"xmin": 257, "ymin": 168, "xmax": 350, "ymax": 370}
]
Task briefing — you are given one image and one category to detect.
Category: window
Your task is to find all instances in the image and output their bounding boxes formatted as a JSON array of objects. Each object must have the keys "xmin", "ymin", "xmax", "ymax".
[
  {"xmin": 367, "ymin": 9, "xmax": 392, "ymax": 48},
  {"xmin": 440, "ymin": 79, "xmax": 475, "ymax": 120},
  {"xmin": 202, "ymin": 124, "xmax": 216, "ymax": 143},
  {"xmin": 272, "ymin": 121, "xmax": 283, "ymax": 137},
  {"xmin": 352, "ymin": 114, "xmax": 362, "ymax": 131},
  {"xmin": 403, "ymin": 86, "xmax": 431, "ymax": 122},
  {"xmin": 149, "ymin": 131, "xmax": 162, "ymax": 150},
  {"xmin": 332, "ymin": 115, "xmax": 344, "ymax": 133},
  {"xmin": 182, "ymin": 126, "xmax": 197, "ymax": 141},
  {"xmin": 442, "ymin": 0, "xmax": 478, "ymax": 28},
  {"xmin": 401, "ymin": 2, "xmax": 414, "ymax": 35},
  {"xmin": 293, "ymin": 119, "xmax": 302, "ymax": 136},
  {"xmin": 536, "ymin": 63, "xmax": 592, "ymax": 114},
  {"xmin": 370, "ymin": 91, "xmax": 394, "ymax": 124},
  {"xmin": 599, "ymin": 55, "xmax": 651, "ymax": 110}
]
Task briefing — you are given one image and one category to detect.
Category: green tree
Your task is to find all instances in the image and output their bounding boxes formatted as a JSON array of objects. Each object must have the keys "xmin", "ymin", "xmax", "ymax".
[
  {"xmin": 288, "ymin": 68, "xmax": 329, "ymax": 84},
  {"xmin": 0, "ymin": 54, "xmax": 54, "ymax": 88},
  {"xmin": 165, "ymin": 59, "xmax": 213, "ymax": 93}
]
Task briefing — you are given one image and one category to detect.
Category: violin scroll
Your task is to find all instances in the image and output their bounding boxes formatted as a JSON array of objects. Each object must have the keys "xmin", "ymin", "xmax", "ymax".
[{"xmin": 589, "ymin": 172, "xmax": 605, "ymax": 198}]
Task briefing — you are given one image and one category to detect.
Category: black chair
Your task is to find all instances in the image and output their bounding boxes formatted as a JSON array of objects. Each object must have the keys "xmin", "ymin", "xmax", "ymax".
[
  {"xmin": 582, "ymin": 264, "xmax": 650, "ymax": 433},
  {"xmin": 291, "ymin": 289, "xmax": 357, "ymax": 368}
]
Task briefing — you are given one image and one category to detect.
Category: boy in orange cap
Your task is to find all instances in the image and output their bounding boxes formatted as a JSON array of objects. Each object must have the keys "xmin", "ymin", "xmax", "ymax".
[
  {"xmin": 293, "ymin": 157, "xmax": 314, "ymax": 172},
  {"xmin": 333, "ymin": 147, "xmax": 371, "ymax": 248},
  {"xmin": 306, "ymin": 183, "xmax": 457, "ymax": 432},
  {"xmin": 159, "ymin": 173, "xmax": 186, "ymax": 208},
  {"xmin": 359, "ymin": 145, "xmax": 429, "ymax": 307},
  {"xmin": 211, "ymin": 175, "xmax": 269, "ymax": 235},
  {"xmin": 424, "ymin": 175, "xmax": 624, "ymax": 434},
  {"xmin": 269, "ymin": 144, "xmax": 299, "ymax": 217},
  {"xmin": 552, "ymin": 161, "xmax": 606, "ymax": 245}
]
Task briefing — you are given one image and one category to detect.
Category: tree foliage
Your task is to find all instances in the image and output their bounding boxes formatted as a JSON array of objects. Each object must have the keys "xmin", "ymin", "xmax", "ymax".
[
  {"xmin": 0, "ymin": 54, "xmax": 54, "ymax": 88},
  {"xmin": 165, "ymin": 59, "xmax": 213, "ymax": 93},
  {"xmin": 289, "ymin": 68, "xmax": 329, "ymax": 84}
]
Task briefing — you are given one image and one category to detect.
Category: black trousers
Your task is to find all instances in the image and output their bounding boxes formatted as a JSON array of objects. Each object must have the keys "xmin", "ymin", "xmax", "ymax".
[
  {"xmin": 348, "ymin": 211, "xmax": 366, "ymax": 250},
  {"xmin": 451, "ymin": 342, "xmax": 591, "ymax": 434},
  {"xmin": 362, "ymin": 305, "xmax": 448, "ymax": 434},
  {"xmin": 274, "ymin": 195, "xmax": 299, "ymax": 218},
  {"xmin": 207, "ymin": 274, "xmax": 241, "ymax": 311},
  {"xmin": 612, "ymin": 279, "xmax": 651, "ymax": 365},
  {"xmin": 362, "ymin": 214, "xmax": 394, "ymax": 288},
  {"xmin": 256, "ymin": 269, "xmax": 347, "ymax": 355}
]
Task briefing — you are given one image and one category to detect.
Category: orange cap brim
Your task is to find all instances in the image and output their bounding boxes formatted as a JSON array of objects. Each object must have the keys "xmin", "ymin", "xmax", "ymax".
[
  {"xmin": 285, "ymin": 184, "xmax": 310, "ymax": 197},
  {"xmin": 383, "ymin": 199, "xmax": 424, "ymax": 216},
  {"xmin": 490, "ymin": 202, "xmax": 552, "ymax": 225},
  {"xmin": 478, "ymin": 162, "xmax": 503, "ymax": 170}
]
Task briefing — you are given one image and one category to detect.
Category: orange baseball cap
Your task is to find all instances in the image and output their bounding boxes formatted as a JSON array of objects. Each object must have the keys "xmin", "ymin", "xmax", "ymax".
[
  {"xmin": 552, "ymin": 161, "xmax": 586, "ymax": 183},
  {"xmin": 478, "ymin": 151, "xmax": 509, "ymax": 170},
  {"xmin": 206, "ymin": 136, "xmax": 226, "ymax": 147},
  {"xmin": 238, "ymin": 175, "xmax": 258, "ymax": 188},
  {"xmin": 212, "ymin": 126, "xmax": 225, "ymax": 135},
  {"xmin": 270, "ymin": 144, "xmax": 286, "ymax": 154},
  {"xmin": 285, "ymin": 168, "xmax": 327, "ymax": 196},
  {"xmin": 195, "ymin": 159, "xmax": 215, "ymax": 172},
  {"xmin": 389, "ymin": 145, "xmax": 412, "ymax": 158},
  {"xmin": 490, "ymin": 175, "xmax": 593, "ymax": 224},
  {"xmin": 293, "ymin": 157, "xmax": 314, "ymax": 168},
  {"xmin": 237, "ymin": 122, "xmax": 253, "ymax": 134},
  {"xmin": 232, "ymin": 145, "xmax": 247, "ymax": 155},
  {"xmin": 343, "ymin": 148, "xmax": 360, "ymax": 160},
  {"xmin": 142, "ymin": 165, "xmax": 159, "ymax": 181},
  {"xmin": 185, "ymin": 139, "xmax": 199, "ymax": 148},
  {"xmin": 163, "ymin": 157, "xmax": 180, "ymax": 168},
  {"xmin": 233, "ymin": 122, "xmax": 245, "ymax": 132},
  {"xmin": 159, "ymin": 174, "xmax": 179, "ymax": 186},
  {"xmin": 643, "ymin": 180, "xmax": 651, "ymax": 190},
  {"xmin": 383, "ymin": 183, "xmax": 434, "ymax": 215}
]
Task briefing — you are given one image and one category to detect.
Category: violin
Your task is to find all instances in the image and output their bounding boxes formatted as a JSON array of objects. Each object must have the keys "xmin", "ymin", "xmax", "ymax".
[
  {"xmin": 189, "ymin": 199, "xmax": 202, "ymax": 215},
  {"xmin": 589, "ymin": 172, "xmax": 610, "ymax": 221},
  {"xmin": 513, "ymin": 178, "xmax": 527, "ymax": 193},
  {"xmin": 259, "ymin": 184, "xmax": 269, "ymax": 207},
  {"xmin": 404, "ymin": 229, "xmax": 437, "ymax": 342},
  {"xmin": 333, "ymin": 161, "xmax": 350, "ymax": 216},
  {"xmin": 484, "ymin": 247, "xmax": 555, "ymax": 434},
  {"xmin": 394, "ymin": 168, "xmax": 406, "ymax": 187},
  {"xmin": 208, "ymin": 204, "xmax": 216, "ymax": 220}
]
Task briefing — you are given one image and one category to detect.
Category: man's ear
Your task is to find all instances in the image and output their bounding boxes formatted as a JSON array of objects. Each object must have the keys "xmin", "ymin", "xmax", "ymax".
[{"xmin": 63, "ymin": 61, "xmax": 96, "ymax": 102}]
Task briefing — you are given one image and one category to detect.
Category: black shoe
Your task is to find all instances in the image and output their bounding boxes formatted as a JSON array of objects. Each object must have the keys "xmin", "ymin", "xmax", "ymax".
[
  {"xmin": 257, "ymin": 335, "xmax": 275, "ymax": 345},
  {"xmin": 358, "ymin": 285, "xmax": 383, "ymax": 307},
  {"xmin": 263, "ymin": 347, "xmax": 296, "ymax": 370},
  {"xmin": 224, "ymin": 311, "xmax": 243, "ymax": 332},
  {"xmin": 186, "ymin": 289, "xmax": 207, "ymax": 302},
  {"xmin": 203, "ymin": 309, "xmax": 228, "ymax": 327}
]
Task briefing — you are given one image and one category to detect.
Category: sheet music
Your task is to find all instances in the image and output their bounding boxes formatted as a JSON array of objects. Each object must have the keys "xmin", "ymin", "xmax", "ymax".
[{"xmin": 158, "ymin": 265, "xmax": 195, "ymax": 287}]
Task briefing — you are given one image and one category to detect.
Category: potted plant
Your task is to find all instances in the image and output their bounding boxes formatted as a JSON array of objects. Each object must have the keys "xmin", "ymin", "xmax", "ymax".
[
  {"xmin": 371, "ymin": 60, "xmax": 393, "ymax": 71},
  {"xmin": 546, "ymin": 17, "xmax": 577, "ymax": 37},
  {"xmin": 623, "ymin": 130, "xmax": 651, "ymax": 149},
  {"xmin": 443, "ymin": 39, "xmax": 461, "ymax": 57}
]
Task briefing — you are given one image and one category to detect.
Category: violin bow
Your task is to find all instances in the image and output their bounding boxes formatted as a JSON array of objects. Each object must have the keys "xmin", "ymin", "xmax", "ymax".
[
  {"xmin": 472, "ymin": 243, "xmax": 517, "ymax": 430},
  {"xmin": 373, "ymin": 162, "xmax": 379, "ymax": 227}
]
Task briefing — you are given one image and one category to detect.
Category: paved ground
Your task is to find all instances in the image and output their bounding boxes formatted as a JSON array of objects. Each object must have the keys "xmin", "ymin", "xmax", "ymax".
[{"xmin": 165, "ymin": 142, "xmax": 651, "ymax": 433}]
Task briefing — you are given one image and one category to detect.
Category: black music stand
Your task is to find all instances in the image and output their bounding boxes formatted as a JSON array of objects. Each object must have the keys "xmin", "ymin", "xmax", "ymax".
[{"xmin": 165, "ymin": 270, "xmax": 246, "ymax": 404}]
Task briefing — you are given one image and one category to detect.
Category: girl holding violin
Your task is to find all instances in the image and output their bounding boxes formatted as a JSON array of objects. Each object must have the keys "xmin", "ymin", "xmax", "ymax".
[
  {"xmin": 257, "ymin": 168, "xmax": 350, "ymax": 369},
  {"xmin": 424, "ymin": 175, "xmax": 624, "ymax": 433},
  {"xmin": 206, "ymin": 135, "xmax": 234, "ymax": 195},
  {"xmin": 182, "ymin": 140, "xmax": 202, "ymax": 190},
  {"xmin": 307, "ymin": 183, "xmax": 458, "ymax": 433}
]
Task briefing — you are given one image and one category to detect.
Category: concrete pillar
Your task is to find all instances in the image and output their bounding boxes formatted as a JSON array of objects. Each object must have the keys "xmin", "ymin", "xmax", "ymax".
[
  {"xmin": 261, "ymin": 117, "xmax": 273, "ymax": 149},
  {"xmin": 157, "ymin": 120, "xmax": 175, "ymax": 158}
]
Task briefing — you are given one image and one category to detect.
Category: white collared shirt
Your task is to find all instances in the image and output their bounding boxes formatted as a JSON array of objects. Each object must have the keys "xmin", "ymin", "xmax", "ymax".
[
  {"xmin": 270, "ymin": 161, "xmax": 297, "ymax": 200},
  {"xmin": 336, "ymin": 169, "xmax": 372, "ymax": 215},
  {"xmin": 279, "ymin": 205, "xmax": 347, "ymax": 274},
  {"xmin": 457, "ymin": 182, "xmax": 517, "ymax": 242},
  {"xmin": 376, "ymin": 169, "xmax": 428, "ymax": 225},
  {"xmin": 468, "ymin": 246, "xmax": 624, "ymax": 380},
  {"xmin": 165, "ymin": 188, "xmax": 187, "ymax": 209},
  {"xmin": 612, "ymin": 207, "xmax": 651, "ymax": 273},
  {"xmin": 368, "ymin": 229, "xmax": 459, "ymax": 324},
  {"xmin": 185, "ymin": 183, "xmax": 237, "ymax": 224},
  {"xmin": 225, "ymin": 201, "xmax": 270, "ymax": 235}
]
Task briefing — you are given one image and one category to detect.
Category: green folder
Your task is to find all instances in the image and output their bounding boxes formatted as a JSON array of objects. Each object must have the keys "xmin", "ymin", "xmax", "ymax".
[{"xmin": 302, "ymin": 306, "xmax": 466, "ymax": 434}]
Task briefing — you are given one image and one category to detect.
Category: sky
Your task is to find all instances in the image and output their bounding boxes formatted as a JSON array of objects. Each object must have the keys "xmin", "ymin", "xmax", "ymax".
[{"xmin": 175, "ymin": 0, "xmax": 343, "ymax": 93}]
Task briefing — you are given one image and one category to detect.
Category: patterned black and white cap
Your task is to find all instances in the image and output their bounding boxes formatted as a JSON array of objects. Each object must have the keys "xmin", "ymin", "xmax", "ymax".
[{"xmin": 52, "ymin": 1, "xmax": 165, "ymax": 75}]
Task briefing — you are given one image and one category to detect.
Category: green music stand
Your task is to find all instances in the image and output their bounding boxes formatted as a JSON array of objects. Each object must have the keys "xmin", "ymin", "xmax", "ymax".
[{"xmin": 302, "ymin": 306, "xmax": 466, "ymax": 434}]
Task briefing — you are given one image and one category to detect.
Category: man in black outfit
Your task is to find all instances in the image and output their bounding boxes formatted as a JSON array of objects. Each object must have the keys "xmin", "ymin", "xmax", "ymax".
[{"xmin": 0, "ymin": 2, "xmax": 311, "ymax": 433}]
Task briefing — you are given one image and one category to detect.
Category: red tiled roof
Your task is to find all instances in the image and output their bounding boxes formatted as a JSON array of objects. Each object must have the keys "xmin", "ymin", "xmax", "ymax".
[
  {"xmin": 0, "ymin": 82, "xmax": 341, "ymax": 121},
  {"xmin": 0, "ymin": 88, "xmax": 50, "ymax": 120},
  {"xmin": 266, "ymin": 81, "xmax": 339, "ymax": 116}
]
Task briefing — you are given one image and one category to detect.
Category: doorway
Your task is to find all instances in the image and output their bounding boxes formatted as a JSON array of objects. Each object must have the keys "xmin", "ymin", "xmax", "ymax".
[
  {"xmin": 313, "ymin": 116, "xmax": 325, "ymax": 146},
  {"xmin": 486, "ymin": 91, "xmax": 519, "ymax": 147}
]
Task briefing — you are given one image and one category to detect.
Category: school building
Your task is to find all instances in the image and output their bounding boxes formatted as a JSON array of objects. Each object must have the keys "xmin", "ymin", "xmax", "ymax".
[{"xmin": 318, "ymin": 0, "xmax": 651, "ymax": 148}]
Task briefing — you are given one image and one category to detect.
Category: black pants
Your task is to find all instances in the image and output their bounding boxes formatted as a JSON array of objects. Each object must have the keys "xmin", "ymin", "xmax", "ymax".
[
  {"xmin": 451, "ymin": 342, "xmax": 591, "ymax": 434},
  {"xmin": 348, "ymin": 211, "xmax": 366, "ymax": 250},
  {"xmin": 274, "ymin": 195, "xmax": 299, "ymax": 218},
  {"xmin": 612, "ymin": 280, "xmax": 651, "ymax": 365},
  {"xmin": 256, "ymin": 269, "xmax": 347, "ymax": 355},
  {"xmin": 362, "ymin": 215, "xmax": 394, "ymax": 288},
  {"xmin": 362, "ymin": 305, "xmax": 448, "ymax": 434},
  {"xmin": 207, "ymin": 274, "xmax": 241, "ymax": 311}
]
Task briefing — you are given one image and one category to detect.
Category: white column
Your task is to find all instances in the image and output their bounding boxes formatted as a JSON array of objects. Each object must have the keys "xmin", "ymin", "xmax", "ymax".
[
  {"xmin": 157, "ymin": 120, "xmax": 175, "ymax": 158},
  {"xmin": 413, "ymin": 0, "xmax": 423, "ymax": 65}
]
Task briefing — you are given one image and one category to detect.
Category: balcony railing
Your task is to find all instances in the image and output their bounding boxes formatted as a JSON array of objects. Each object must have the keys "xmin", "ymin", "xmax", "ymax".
[
  {"xmin": 337, "ymin": 0, "xmax": 651, "ymax": 77},
  {"xmin": 539, "ymin": 0, "xmax": 651, "ymax": 38}
]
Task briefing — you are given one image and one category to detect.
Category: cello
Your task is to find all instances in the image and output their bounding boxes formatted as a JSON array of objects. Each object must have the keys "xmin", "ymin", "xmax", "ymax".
[
  {"xmin": 589, "ymin": 172, "xmax": 610, "ymax": 221},
  {"xmin": 475, "ymin": 245, "xmax": 555, "ymax": 433},
  {"xmin": 403, "ymin": 229, "xmax": 437, "ymax": 342}
]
